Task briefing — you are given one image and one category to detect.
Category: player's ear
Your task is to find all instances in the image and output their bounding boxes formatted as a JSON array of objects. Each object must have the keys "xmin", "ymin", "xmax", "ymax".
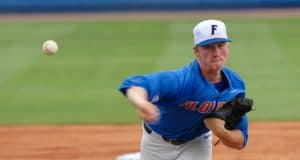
[
  {"xmin": 193, "ymin": 46, "xmax": 198, "ymax": 54},
  {"xmin": 193, "ymin": 46, "xmax": 200, "ymax": 57}
]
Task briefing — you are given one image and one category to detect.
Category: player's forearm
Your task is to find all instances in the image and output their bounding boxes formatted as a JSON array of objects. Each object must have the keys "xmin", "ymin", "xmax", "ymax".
[
  {"xmin": 126, "ymin": 87, "xmax": 159, "ymax": 122},
  {"xmin": 126, "ymin": 86, "xmax": 149, "ymax": 108},
  {"xmin": 217, "ymin": 129, "xmax": 244, "ymax": 149}
]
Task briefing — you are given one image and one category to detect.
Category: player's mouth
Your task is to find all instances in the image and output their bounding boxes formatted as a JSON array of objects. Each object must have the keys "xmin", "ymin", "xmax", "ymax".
[{"xmin": 212, "ymin": 58, "xmax": 223, "ymax": 63}]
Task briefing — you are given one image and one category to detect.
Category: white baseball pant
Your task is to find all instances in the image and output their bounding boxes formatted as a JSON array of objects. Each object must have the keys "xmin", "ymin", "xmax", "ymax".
[{"xmin": 140, "ymin": 125, "xmax": 212, "ymax": 160}]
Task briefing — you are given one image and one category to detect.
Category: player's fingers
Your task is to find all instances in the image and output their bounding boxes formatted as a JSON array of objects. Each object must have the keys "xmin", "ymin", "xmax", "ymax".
[{"xmin": 140, "ymin": 111, "xmax": 159, "ymax": 122}]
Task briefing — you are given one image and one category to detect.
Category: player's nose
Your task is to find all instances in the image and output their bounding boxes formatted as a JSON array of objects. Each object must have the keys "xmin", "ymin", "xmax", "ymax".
[{"xmin": 211, "ymin": 47, "xmax": 221, "ymax": 56}]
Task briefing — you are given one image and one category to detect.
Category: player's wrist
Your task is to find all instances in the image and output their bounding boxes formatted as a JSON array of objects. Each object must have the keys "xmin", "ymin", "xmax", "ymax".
[{"xmin": 204, "ymin": 118, "xmax": 227, "ymax": 137}]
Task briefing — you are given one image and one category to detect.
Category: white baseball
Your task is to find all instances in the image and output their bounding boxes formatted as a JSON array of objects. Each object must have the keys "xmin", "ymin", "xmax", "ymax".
[{"xmin": 42, "ymin": 40, "xmax": 58, "ymax": 55}]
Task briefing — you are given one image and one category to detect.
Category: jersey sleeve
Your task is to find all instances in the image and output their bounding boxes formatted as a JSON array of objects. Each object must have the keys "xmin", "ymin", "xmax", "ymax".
[
  {"xmin": 119, "ymin": 71, "xmax": 181, "ymax": 102},
  {"xmin": 236, "ymin": 115, "xmax": 248, "ymax": 147}
]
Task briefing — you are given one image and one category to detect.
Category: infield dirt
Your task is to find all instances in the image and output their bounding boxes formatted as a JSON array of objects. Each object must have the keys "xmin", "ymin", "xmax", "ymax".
[{"xmin": 0, "ymin": 122, "xmax": 299, "ymax": 160}]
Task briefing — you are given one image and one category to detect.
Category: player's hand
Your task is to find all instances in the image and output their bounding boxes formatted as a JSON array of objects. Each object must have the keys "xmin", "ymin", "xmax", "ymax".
[
  {"xmin": 126, "ymin": 86, "xmax": 160, "ymax": 122},
  {"xmin": 205, "ymin": 97, "xmax": 253, "ymax": 130},
  {"xmin": 139, "ymin": 103, "xmax": 160, "ymax": 122}
]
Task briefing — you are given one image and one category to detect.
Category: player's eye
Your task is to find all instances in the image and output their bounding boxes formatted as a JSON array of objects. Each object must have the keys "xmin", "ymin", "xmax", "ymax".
[
  {"xmin": 218, "ymin": 42, "xmax": 226, "ymax": 48},
  {"xmin": 203, "ymin": 44, "xmax": 213, "ymax": 50}
]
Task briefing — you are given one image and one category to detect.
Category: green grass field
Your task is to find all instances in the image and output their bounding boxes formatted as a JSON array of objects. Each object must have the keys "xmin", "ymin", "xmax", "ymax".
[{"xmin": 0, "ymin": 18, "xmax": 299, "ymax": 125}]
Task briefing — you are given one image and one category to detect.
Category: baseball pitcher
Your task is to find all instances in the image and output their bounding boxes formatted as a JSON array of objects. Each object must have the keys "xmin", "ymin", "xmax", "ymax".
[{"xmin": 119, "ymin": 19, "xmax": 253, "ymax": 160}]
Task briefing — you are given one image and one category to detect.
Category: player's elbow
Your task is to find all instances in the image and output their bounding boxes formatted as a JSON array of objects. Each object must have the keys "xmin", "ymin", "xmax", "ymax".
[
  {"xmin": 233, "ymin": 144, "xmax": 245, "ymax": 150},
  {"xmin": 220, "ymin": 133, "xmax": 245, "ymax": 150},
  {"xmin": 222, "ymin": 140, "xmax": 244, "ymax": 150}
]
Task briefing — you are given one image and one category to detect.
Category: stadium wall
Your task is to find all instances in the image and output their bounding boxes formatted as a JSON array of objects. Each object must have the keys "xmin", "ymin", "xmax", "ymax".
[{"xmin": 0, "ymin": 0, "xmax": 299, "ymax": 13}]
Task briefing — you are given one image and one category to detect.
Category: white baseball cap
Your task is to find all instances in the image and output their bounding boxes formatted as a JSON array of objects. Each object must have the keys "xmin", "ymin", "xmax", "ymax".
[{"xmin": 193, "ymin": 19, "xmax": 231, "ymax": 47}]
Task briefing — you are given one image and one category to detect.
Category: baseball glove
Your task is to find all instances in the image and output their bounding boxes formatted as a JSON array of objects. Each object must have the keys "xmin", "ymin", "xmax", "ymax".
[{"xmin": 206, "ymin": 97, "xmax": 254, "ymax": 130}]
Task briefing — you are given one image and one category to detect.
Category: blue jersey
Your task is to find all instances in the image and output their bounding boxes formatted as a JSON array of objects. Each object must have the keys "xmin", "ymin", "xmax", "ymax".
[{"xmin": 119, "ymin": 59, "xmax": 248, "ymax": 146}]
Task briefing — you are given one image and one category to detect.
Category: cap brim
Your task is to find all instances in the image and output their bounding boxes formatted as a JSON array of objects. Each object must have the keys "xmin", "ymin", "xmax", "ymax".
[{"xmin": 196, "ymin": 38, "xmax": 232, "ymax": 47}]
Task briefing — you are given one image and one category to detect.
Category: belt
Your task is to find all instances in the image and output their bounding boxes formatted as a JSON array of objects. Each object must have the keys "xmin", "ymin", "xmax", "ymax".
[{"xmin": 143, "ymin": 123, "xmax": 188, "ymax": 145}]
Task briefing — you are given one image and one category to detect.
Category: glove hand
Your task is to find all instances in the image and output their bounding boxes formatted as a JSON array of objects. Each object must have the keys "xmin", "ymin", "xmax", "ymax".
[{"xmin": 205, "ymin": 97, "xmax": 254, "ymax": 130}]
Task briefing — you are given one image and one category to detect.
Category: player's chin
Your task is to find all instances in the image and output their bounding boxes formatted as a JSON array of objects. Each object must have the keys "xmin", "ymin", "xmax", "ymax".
[{"xmin": 210, "ymin": 63, "xmax": 224, "ymax": 72}]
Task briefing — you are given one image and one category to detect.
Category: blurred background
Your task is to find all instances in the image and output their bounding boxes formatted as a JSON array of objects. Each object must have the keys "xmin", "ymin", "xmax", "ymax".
[
  {"xmin": 0, "ymin": 0, "xmax": 299, "ymax": 125},
  {"xmin": 0, "ymin": 0, "xmax": 300, "ymax": 13}
]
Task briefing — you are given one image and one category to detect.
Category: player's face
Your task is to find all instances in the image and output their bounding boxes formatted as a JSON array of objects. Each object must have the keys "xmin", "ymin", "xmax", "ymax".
[{"xmin": 194, "ymin": 42, "xmax": 229, "ymax": 73}]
